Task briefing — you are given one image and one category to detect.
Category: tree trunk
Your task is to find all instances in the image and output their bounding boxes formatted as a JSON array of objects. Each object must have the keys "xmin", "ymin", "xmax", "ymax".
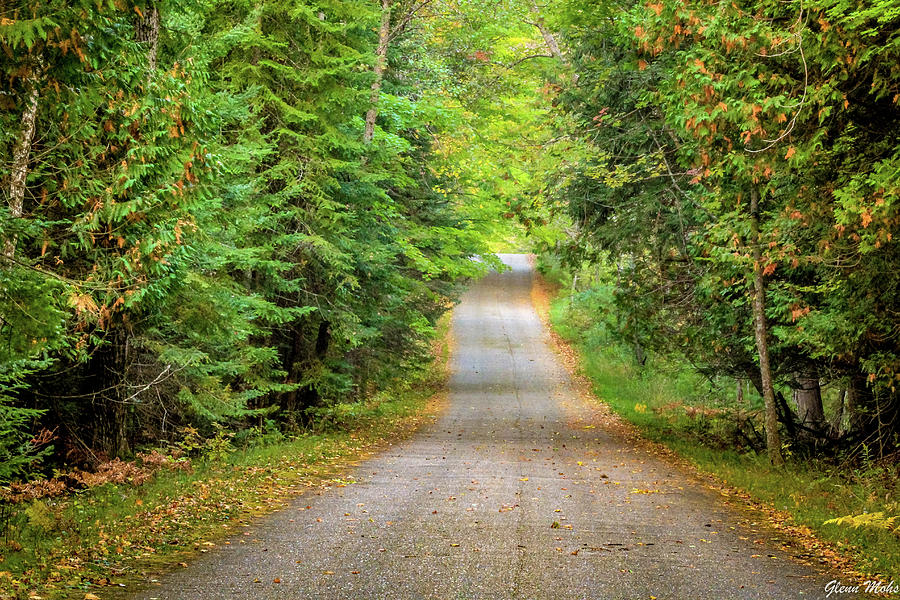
[
  {"xmin": 364, "ymin": 0, "xmax": 391, "ymax": 144},
  {"xmin": 793, "ymin": 365, "xmax": 825, "ymax": 435},
  {"xmin": 846, "ymin": 372, "xmax": 875, "ymax": 438},
  {"xmin": 526, "ymin": 0, "xmax": 567, "ymax": 65},
  {"xmin": 4, "ymin": 73, "xmax": 41, "ymax": 259},
  {"xmin": 830, "ymin": 387, "xmax": 846, "ymax": 436},
  {"xmin": 746, "ymin": 366, "xmax": 796, "ymax": 436},
  {"xmin": 736, "ymin": 378, "xmax": 744, "ymax": 405},
  {"xmin": 135, "ymin": 3, "xmax": 160, "ymax": 73},
  {"xmin": 633, "ymin": 340, "xmax": 646, "ymax": 367},
  {"xmin": 749, "ymin": 187, "xmax": 784, "ymax": 466},
  {"xmin": 91, "ymin": 329, "xmax": 131, "ymax": 459}
]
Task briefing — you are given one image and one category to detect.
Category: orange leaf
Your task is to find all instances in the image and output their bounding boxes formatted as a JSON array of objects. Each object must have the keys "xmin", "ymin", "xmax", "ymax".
[
  {"xmin": 861, "ymin": 210, "xmax": 872, "ymax": 228},
  {"xmin": 784, "ymin": 146, "xmax": 796, "ymax": 159},
  {"xmin": 762, "ymin": 262, "xmax": 777, "ymax": 276}
]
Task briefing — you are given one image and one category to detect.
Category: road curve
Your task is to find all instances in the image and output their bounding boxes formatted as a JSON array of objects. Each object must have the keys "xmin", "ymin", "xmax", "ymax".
[{"xmin": 129, "ymin": 254, "xmax": 839, "ymax": 600}]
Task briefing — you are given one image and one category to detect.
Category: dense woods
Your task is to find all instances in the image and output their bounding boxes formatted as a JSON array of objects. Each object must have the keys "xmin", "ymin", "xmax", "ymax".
[
  {"xmin": 536, "ymin": 0, "xmax": 900, "ymax": 462},
  {"xmin": 0, "ymin": 0, "xmax": 504, "ymax": 481},
  {"xmin": 2, "ymin": 0, "xmax": 899, "ymax": 538}
]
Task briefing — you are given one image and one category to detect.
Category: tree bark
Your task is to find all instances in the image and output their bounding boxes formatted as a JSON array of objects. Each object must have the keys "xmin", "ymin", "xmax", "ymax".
[
  {"xmin": 4, "ymin": 74, "xmax": 41, "ymax": 259},
  {"xmin": 749, "ymin": 187, "xmax": 784, "ymax": 466},
  {"xmin": 830, "ymin": 387, "xmax": 846, "ymax": 435},
  {"xmin": 90, "ymin": 328, "xmax": 131, "ymax": 458},
  {"xmin": 135, "ymin": 3, "xmax": 160, "ymax": 73},
  {"xmin": 364, "ymin": 0, "xmax": 392, "ymax": 145},
  {"xmin": 793, "ymin": 365, "xmax": 825, "ymax": 435},
  {"xmin": 846, "ymin": 372, "xmax": 874, "ymax": 437}
]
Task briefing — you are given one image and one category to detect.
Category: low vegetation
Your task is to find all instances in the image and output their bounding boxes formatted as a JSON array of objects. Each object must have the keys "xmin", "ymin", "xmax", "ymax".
[{"xmin": 540, "ymin": 263, "xmax": 900, "ymax": 578}]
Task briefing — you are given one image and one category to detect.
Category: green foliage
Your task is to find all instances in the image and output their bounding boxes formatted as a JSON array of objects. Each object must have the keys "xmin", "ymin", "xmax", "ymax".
[
  {"xmin": 0, "ymin": 362, "xmax": 48, "ymax": 483},
  {"xmin": 0, "ymin": 0, "xmax": 496, "ymax": 470},
  {"xmin": 540, "ymin": 0, "xmax": 900, "ymax": 453}
]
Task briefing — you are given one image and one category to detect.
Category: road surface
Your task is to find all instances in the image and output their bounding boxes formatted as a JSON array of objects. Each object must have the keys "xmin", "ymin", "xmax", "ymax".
[{"xmin": 130, "ymin": 254, "xmax": 841, "ymax": 599}]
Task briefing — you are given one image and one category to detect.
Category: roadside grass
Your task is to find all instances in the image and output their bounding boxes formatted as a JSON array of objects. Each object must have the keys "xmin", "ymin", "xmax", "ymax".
[
  {"xmin": 0, "ymin": 318, "xmax": 452, "ymax": 600},
  {"xmin": 544, "ymin": 279, "xmax": 900, "ymax": 579}
]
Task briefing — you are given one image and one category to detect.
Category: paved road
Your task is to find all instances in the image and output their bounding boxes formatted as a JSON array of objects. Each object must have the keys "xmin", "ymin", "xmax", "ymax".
[{"xmin": 131, "ymin": 254, "xmax": 841, "ymax": 599}]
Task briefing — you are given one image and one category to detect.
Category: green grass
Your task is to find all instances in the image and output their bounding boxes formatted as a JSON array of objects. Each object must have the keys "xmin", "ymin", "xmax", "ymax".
[
  {"xmin": 548, "ymin": 293, "xmax": 900, "ymax": 578},
  {"xmin": 0, "ymin": 319, "xmax": 452, "ymax": 600}
]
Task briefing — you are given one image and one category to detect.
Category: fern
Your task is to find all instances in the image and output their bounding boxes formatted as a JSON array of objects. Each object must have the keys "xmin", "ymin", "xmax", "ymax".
[{"xmin": 824, "ymin": 512, "xmax": 900, "ymax": 535}]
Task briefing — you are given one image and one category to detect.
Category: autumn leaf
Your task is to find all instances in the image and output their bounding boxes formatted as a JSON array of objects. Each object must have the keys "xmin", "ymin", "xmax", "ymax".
[
  {"xmin": 861, "ymin": 209, "xmax": 872, "ymax": 228},
  {"xmin": 784, "ymin": 146, "xmax": 796, "ymax": 159}
]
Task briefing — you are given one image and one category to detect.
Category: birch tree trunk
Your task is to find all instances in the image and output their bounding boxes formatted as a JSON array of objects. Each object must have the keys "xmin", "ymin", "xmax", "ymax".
[
  {"xmin": 750, "ymin": 187, "xmax": 784, "ymax": 466},
  {"xmin": 364, "ymin": 0, "xmax": 392, "ymax": 145},
  {"xmin": 4, "ymin": 74, "xmax": 41, "ymax": 260},
  {"xmin": 527, "ymin": 0, "xmax": 567, "ymax": 65}
]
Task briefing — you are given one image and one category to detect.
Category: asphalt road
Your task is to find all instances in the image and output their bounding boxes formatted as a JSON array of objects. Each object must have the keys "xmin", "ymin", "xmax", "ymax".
[{"xmin": 130, "ymin": 254, "xmax": 844, "ymax": 600}]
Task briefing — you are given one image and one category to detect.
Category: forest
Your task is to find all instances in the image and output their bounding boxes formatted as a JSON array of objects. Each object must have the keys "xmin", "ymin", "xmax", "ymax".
[{"xmin": 1, "ymin": 0, "xmax": 899, "ymax": 594}]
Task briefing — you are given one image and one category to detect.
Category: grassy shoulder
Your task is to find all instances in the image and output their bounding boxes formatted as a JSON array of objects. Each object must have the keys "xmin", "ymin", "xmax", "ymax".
[
  {"xmin": 536, "ymin": 271, "xmax": 899, "ymax": 580},
  {"xmin": 0, "ymin": 318, "xmax": 453, "ymax": 600}
]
